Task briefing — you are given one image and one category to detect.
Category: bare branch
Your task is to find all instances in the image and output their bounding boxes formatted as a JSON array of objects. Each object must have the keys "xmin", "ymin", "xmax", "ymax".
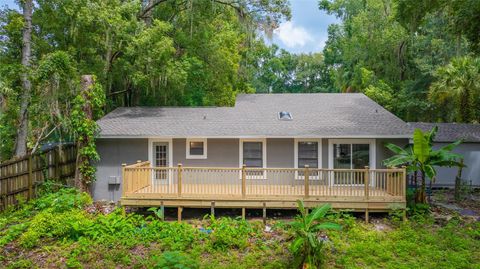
[{"xmin": 138, "ymin": 0, "xmax": 169, "ymax": 19}]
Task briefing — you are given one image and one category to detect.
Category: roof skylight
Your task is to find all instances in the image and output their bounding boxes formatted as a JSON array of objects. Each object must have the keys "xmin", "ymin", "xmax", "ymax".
[{"xmin": 278, "ymin": 111, "xmax": 293, "ymax": 120}]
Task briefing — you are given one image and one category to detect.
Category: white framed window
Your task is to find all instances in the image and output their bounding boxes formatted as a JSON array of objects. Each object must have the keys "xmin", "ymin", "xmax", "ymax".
[
  {"xmin": 186, "ymin": 138, "xmax": 207, "ymax": 159},
  {"xmin": 294, "ymin": 138, "xmax": 322, "ymax": 180},
  {"xmin": 239, "ymin": 138, "xmax": 267, "ymax": 179}
]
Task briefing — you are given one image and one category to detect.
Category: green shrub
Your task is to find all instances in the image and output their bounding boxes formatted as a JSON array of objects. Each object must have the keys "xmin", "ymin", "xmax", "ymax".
[
  {"xmin": 34, "ymin": 188, "xmax": 92, "ymax": 213},
  {"xmin": 151, "ymin": 251, "xmax": 199, "ymax": 269},
  {"xmin": 19, "ymin": 209, "xmax": 92, "ymax": 248},
  {"xmin": 206, "ymin": 216, "xmax": 257, "ymax": 251},
  {"xmin": 85, "ymin": 209, "xmax": 141, "ymax": 242},
  {"xmin": 140, "ymin": 220, "xmax": 200, "ymax": 250},
  {"xmin": 0, "ymin": 222, "xmax": 29, "ymax": 247}
]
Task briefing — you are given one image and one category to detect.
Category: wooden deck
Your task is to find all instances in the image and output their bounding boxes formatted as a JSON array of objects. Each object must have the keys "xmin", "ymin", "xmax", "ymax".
[{"xmin": 120, "ymin": 161, "xmax": 407, "ymax": 214}]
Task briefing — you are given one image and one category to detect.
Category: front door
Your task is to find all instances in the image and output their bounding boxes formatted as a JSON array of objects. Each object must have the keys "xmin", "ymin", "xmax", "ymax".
[{"xmin": 153, "ymin": 142, "xmax": 169, "ymax": 182}]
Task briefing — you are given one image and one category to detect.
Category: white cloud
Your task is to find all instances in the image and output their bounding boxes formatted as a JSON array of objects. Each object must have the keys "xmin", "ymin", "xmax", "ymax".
[{"xmin": 274, "ymin": 21, "xmax": 314, "ymax": 48}]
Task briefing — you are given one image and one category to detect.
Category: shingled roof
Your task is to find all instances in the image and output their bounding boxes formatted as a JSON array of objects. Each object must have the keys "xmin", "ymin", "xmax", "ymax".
[
  {"xmin": 408, "ymin": 122, "xmax": 480, "ymax": 143},
  {"xmin": 97, "ymin": 93, "xmax": 411, "ymax": 138}
]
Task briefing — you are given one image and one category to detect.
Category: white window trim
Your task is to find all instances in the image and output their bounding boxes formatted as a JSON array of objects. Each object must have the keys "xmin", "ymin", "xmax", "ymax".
[
  {"xmin": 239, "ymin": 138, "xmax": 267, "ymax": 179},
  {"xmin": 148, "ymin": 138, "xmax": 173, "ymax": 185},
  {"xmin": 294, "ymin": 138, "xmax": 322, "ymax": 180},
  {"xmin": 185, "ymin": 138, "xmax": 207, "ymax": 159},
  {"xmin": 327, "ymin": 139, "xmax": 376, "ymax": 187}
]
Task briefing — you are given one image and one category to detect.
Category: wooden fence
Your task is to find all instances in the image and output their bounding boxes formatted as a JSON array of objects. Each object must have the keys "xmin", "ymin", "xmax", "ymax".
[{"xmin": 0, "ymin": 144, "xmax": 77, "ymax": 211}]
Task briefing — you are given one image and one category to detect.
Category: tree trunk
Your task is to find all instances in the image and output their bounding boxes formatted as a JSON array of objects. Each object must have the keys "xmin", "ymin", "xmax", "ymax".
[
  {"xmin": 14, "ymin": 0, "xmax": 33, "ymax": 158},
  {"xmin": 454, "ymin": 159, "xmax": 464, "ymax": 201},
  {"xmin": 416, "ymin": 171, "xmax": 427, "ymax": 204},
  {"xmin": 74, "ymin": 75, "xmax": 94, "ymax": 194}
]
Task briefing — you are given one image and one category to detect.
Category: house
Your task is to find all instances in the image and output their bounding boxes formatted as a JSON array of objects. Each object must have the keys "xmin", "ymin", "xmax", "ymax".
[
  {"xmin": 409, "ymin": 122, "xmax": 480, "ymax": 187},
  {"xmin": 94, "ymin": 93, "xmax": 410, "ymax": 217}
]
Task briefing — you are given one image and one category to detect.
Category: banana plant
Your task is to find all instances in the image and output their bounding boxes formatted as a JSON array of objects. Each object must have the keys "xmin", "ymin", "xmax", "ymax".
[
  {"xmin": 290, "ymin": 201, "xmax": 341, "ymax": 269},
  {"xmin": 384, "ymin": 126, "xmax": 463, "ymax": 203}
]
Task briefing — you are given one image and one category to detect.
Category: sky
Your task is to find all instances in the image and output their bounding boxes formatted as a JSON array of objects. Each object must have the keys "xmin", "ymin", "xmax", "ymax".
[
  {"xmin": 271, "ymin": 0, "xmax": 339, "ymax": 54},
  {"xmin": 2, "ymin": 0, "xmax": 338, "ymax": 54}
]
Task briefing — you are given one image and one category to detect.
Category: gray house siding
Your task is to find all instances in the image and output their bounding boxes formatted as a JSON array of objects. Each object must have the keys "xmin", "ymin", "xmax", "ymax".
[
  {"xmin": 173, "ymin": 139, "xmax": 239, "ymax": 167},
  {"xmin": 433, "ymin": 142, "xmax": 480, "ymax": 187},
  {"xmin": 267, "ymin": 138, "xmax": 294, "ymax": 168},
  {"xmin": 92, "ymin": 138, "xmax": 148, "ymax": 201}
]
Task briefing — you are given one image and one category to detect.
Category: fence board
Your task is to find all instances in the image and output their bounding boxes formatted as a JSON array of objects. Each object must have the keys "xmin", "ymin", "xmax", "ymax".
[{"xmin": 0, "ymin": 144, "xmax": 77, "ymax": 211}]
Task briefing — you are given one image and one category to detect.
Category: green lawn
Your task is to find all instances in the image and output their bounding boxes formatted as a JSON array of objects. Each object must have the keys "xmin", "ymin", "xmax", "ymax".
[{"xmin": 0, "ymin": 188, "xmax": 478, "ymax": 269}]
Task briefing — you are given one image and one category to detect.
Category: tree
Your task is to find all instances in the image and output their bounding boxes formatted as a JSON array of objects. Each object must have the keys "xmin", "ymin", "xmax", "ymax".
[
  {"xmin": 290, "ymin": 201, "xmax": 341, "ymax": 269},
  {"xmin": 384, "ymin": 127, "xmax": 463, "ymax": 203},
  {"xmin": 14, "ymin": 0, "xmax": 33, "ymax": 158},
  {"xmin": 0, "ymin": 0, "xmax": 291, "ymax": 161},
  {"xmin": 72, "ymin": 75, "xmax": 105, "ymax": 193},
  {"xmin": 429, "ymin": 56, "xmax": 480, "ymax": 123}
]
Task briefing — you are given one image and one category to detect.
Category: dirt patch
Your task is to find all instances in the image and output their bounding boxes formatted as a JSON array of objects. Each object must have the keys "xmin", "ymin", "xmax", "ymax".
[{"xmin": 430, "ymin": 188, "xmax": 480, "ymax": 220}]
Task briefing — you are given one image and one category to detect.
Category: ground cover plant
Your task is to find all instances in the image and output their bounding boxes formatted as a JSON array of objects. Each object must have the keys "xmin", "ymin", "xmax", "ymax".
[{"xmin": 0, "ymin": 186, "xmax": 479, "ymax": 268}]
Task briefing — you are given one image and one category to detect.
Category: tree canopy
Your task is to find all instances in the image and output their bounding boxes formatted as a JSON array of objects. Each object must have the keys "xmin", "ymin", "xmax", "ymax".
[{"xmin": 0, "ymin": 0, "xmax": 479, "ymax": 160}]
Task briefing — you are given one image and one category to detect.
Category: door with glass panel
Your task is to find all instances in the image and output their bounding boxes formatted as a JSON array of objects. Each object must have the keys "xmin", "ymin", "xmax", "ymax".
[
  {"xmin": 332, "ymin": 143, "xmax": 369, "ymax": 185},
  {"xmin": 153, "ymin": 142, "xmax": 169, "ymax": 183}
]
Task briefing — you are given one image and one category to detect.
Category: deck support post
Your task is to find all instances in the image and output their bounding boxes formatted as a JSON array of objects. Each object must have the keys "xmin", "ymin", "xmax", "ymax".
[
  {"xmin": 177, "ymin": 206, "xmax": 183, "ymax": 222},
  {"xmin": 211, "ymin": 201, "xmax": 215, "ymax": 217},
  {"xmin": 242, "ymin": 207, "xmax": 246, "ymax": 220},
  {"xmin": 262, "ymin": 202, "xmax": 267, "ymax": 225},
  {"xmin": 365, "ymin": 166, "xmax": 370, "ymax": 223},
  {"xmin": 177, "ymin": 163, "xmax": 182, "ymax": 197},
  {"xmin": 241, "ymin": 164, "xmax": 246, "ymax": 198},
  {"xmin": 304, "ymin": 165, "xmax": 310, "ymax": 198},
  {"xmin": 160, "ymin": 202, "xmax": 165, "ymax": 221}
]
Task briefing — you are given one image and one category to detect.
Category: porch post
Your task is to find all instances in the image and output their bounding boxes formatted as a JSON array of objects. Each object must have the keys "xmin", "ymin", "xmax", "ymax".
[
  {"xmin": 121, "ymin": 163, "xmax": 127, "ymax": 197},
  {"xmin": 242, "ymin": 164, "xmax": 246, "ymax": 198},
  {"xmin": 304, "ymin": 165, "xmax": 310, "ymax": 198},
  {"xmin": 402, "ymin": 165, "xmax": 407, "ymax": 197},
  {"xmin": 177, "ymin": 163, "xmax": 182, "ymax": 197},
  {"xmin": 364, "ymin": 166, "xmax": 369, "ymax": 199}
]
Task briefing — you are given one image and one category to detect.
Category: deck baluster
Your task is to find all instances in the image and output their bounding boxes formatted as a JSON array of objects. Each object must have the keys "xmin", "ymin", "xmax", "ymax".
[{"xmin": 304, "ymin": 165, "xmax": 310, "ymax": 198}]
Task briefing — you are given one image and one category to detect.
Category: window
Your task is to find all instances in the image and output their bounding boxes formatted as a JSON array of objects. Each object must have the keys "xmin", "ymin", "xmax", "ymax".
[
  {"xmin": 295, "ymin": 139, "xmax": 321, "ymax": 179},
  {"xmin": 298, "ymin": 142, "xmax": 319, "ymax": 168},
  {"xmin": 240, "ymin": 139, "xmax": 266, "ymax": 179},
  {"xmin": 189, "ymin": 142, "xmax": 204, "ymax": 155},
  {"xmin": 333, "ymin": 144, "xmax": 370, "ymax": 169},
  {"xmin": 243, "ymin": 142, "xmax": 263, "ymax": 167},
  {"xmin": 186, "ymin": 138, "xmax": 207, "ymax": 159}
]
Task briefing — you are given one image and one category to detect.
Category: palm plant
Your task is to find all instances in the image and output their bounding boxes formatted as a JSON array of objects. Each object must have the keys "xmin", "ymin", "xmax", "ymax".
[
  {"xmin": 429, "ymin": 56, "xmax": 480, "ymax": 123},
  {"xmin": 384, "ymin": 127, "xmax": 463, "ymax": 203},
  {"xmin": 290, "ymin": 201, "xmax": 341, "ymax": 269}
]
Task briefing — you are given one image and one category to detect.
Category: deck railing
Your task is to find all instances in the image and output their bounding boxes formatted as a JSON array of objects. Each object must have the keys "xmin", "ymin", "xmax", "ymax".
[{"xmin": 122, "ymin": 163, "xmax": 406, "ymax": 200}]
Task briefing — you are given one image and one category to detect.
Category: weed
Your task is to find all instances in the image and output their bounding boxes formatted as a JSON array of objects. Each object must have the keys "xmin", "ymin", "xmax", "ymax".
[{"xmin": 150, "ymin": 251, "xmax": 199, "ymax": 269}]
